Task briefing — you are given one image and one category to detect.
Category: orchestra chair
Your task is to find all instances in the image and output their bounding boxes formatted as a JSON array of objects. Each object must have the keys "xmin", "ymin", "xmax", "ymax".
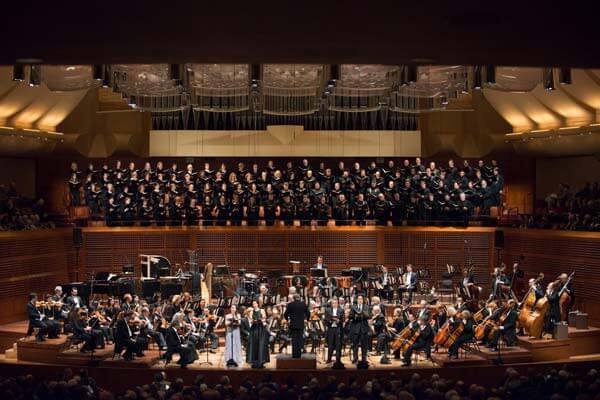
[
  {"xmin": 66, "ymin": 334, "xmax": 85, "ymax": 351},
  {"xmin": 437, "ymin": 274, "xmax": 454, "ymax": 303},
  {"xmin": 459, "ymin": 337, "xmax": 480, "ymax": 358}
]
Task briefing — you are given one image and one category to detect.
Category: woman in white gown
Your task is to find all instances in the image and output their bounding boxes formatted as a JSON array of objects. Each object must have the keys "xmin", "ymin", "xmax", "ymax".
[{"xmin": 224, "ymin": 304, "xmax": 243, "ymax": 367}]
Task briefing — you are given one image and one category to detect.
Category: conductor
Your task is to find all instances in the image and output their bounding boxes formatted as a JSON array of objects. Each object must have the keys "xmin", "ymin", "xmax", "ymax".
[{"xmin": 284, "ymin": 294, "xmax": 309, "ymax": 358}]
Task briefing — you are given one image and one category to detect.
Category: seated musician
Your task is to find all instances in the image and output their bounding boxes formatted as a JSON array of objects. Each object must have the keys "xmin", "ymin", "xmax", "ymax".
[
  {"xmin": 114, "ymin": 311, "xmax": 143, "ymax": 361},
  {"xmin": 267, "ymin": 307, "xmax": 290, "ymax": 353},
  {"xmin": 70, "ymin": 308, "xmax": 104, "ymax": 352},
  {"xmin": 416, "ymin": 300, "xmax": 432, "ymax": 322},
  {"xmin": 66, "ymin": 287, "xmax": 83, "ymax": 310},
  {"xmin": 377, "ymin": 266, "xmax": 393, "ymax": 302},
  {"xmin": 371, "ymin": 305, "xmax": 391, "ymax": 364},
  {"xmin": 402, "ymin": 264, "xmax": 418, "ymax": 303},
  {"xmin": 139, "ymin": 307, "xmax": 167, "ymax": 351},
  {"xmin": 390, "ymin": 307, "xmax": 409, "ymax": 360},
  {"xmin": 121, "ymin": 293, "xmax": 133, "ymax": 313},
  {"xmin": 165, "ymin": 320, "xmax": 198, "ymax": 368},
  {"xmin": 479, "ymin": 301, "xmax": 500, "ymax": 346},
  {"xmin": 455, "ymin": 297, "xmax": 468, "ymax": 313},
  {"xmin": 489, "ymin": 300, "xmax": 518, "ymax": 351},
  {"xmin": 200, "ymin": 307, "xmax": 219, "ymax": 352},
  {"xmin": 448, "ymin": 310, "xmax": 475, "ymax": 359},
  {"xmin": 26, "ymin": 293, "xmax": 61, "ymax": 342},
  {"xmin": 51, "ymin": 286, "xmax": 68, "ymax": 321},
  {"xmin": 402, "ymin": 316, "xmax": 433, "ymax": 367}
]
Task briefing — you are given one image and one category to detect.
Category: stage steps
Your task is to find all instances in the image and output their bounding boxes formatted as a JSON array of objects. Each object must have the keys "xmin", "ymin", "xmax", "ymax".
[
  {"xmin": 5, "ymin": 344, "xmax": 17, "ymax": 360},
  {"xmin": 98, "ymin": 87, "xmax": 131, "ymax": 111}
]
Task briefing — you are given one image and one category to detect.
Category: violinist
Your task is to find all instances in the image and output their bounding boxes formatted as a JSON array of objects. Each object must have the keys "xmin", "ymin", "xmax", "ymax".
[
  {"xmin": 71, "ymin": 308, "xmax": 104, "ymax": 352},
  {"xmin": 182, "ymin": 309, "xmax": 202, "ymax": 348},
  {"xmin": 267, "ymin": 307, "xmax": 290, "ymax": 354},
  {"xmin": 200, "ymin": 307, "xmax": 219, "ymax": 352},
  {"xmin": 448, "ymin": 310, "xmax": 475, "ymax": 359},
  {"xmin": 51, "ymin": 286, "xmax": 68, "ymax": 321},
  {"xmin": 27, "ymin": 293, "xmax": 61, "ymax": 342},
  {"xmin": 165, "ymin": 320, "xmax": 197, "ymax": 368},
  {"xmin": 66, "ymin": 287, "xmax": 83, "ymax": 310},
  {"xmin": 121, "ymin": 293, "xmax": 133, "ymax": 313},
  {"xmin": 489, "ymin": 300, "xmax": 518, "ymax": 351},
  {"xmin": 402, "ymin": 316, "xmax": 433, "ymax": 367},
  {"xmin": 543, "ymin": 282, "xmax": 561, "ymax": 338},
  {"xmin": 114, "ymin": 311, "xmax": 143, "ymax": 361},
  {"xmin": 224, "ymin": 304, "xmax": 243, "ymax": 367},
  {"xmin": 139, "ymin": 307, "xmax": 167, "ymax": 350}
]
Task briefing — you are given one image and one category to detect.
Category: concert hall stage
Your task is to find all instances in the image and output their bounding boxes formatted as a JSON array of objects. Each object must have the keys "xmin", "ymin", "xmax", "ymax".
[{"xmin": 2, "ymin": 320, "xmax": 600, "ymax": 392}]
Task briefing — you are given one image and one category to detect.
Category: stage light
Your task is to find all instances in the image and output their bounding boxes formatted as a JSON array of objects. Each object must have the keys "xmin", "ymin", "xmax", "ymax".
[
  {"xmin": 543, "ymin": 68, "xmax": 555, "ymax": 91},
  {"xmin": 12, "ymin": 64, "xmax": 25, "ymax": 81},
  {"xmin": 28, "ymin": 64, "xmax": 42, "ymax": 87},
  {"xmin": 485, "ymin": 65, "xmax": 496, "ymax": 84},
  {"xmin": 93, "ymin": 64, "xmax": 103, "ymax": 81},
  {"xmin": 472, "ymin": 66, "xmax": 482, "ymax": 90},
  {"xmin": 559, "ymin": 68, "xmax": 572, "ymax": 85}
]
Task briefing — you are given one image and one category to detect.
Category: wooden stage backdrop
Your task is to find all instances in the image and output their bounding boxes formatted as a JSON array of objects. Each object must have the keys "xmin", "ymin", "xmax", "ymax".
[{"xmin": 1, "ymin": 227, "xmax": 600, "ymax": 325}]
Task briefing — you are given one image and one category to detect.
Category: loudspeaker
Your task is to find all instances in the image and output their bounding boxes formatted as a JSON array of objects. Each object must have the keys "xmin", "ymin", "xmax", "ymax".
[
  {"xmin": 494, "ymin": 230, "xmax": 504, "ymax": 248},
  {"xmin": 576, "ymin": 313, "xmax": 589, "ymax": 330},
  {"xmin": 73, "ymin": 227, "xmax": 83, "ymax": 248},
  {"xmin": 553, "ymin": 322, "xmax": 568, "ymax": 340}
]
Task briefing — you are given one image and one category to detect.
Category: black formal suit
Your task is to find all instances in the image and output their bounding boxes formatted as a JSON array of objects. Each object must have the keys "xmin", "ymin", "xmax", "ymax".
[
  {"xmin": 66, "ymin": 295, "xmax": 83, "ymax": 309},
  {"xmin": 72, "ymin": 317, "xmax": 102, "ymax": 351},
  {"xmin": 284, "ymin": 300, "xmax": 310, "ymax": 358},
  {"xmin": 312, "ymin": 263, "xmax": 327, "ymax": 270},
  {"xmin": 27, "ymin": 302, "xmax": 60, "ymax": 340},
  {"xmin": 165, "ymin": 326, "xmax": 197, "ymax": 366},
  {"xmin": 403, "ymin": 271, "xmax": 419, "ymax": 302},
  {"xmin": 114, "ymin": 319, "xmax": 141, "ymax": 360},
  {"xmin": 324, "ymin": 306, "xmax": 343, "ymax": 363},
  {"xmin": 403, "ymin": 323, "xmax": 433, "ymax": 365},
  {"xmin": 416, "ymin": 306, "xmax": 432, "ymax": 322},
  {"xmin": 350, "ymin": 303, "xmax": 370, "ymax": 363},
  {"xmin": 490, "ymin": 308, "xmax": 518, "ymax": 347},
  {"xmin": 448, "ymin": 318, "xmax": 475, "ymax": 357}
]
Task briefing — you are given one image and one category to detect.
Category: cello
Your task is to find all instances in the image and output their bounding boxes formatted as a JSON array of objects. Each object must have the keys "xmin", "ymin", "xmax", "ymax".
[{"xmin": 389, "ymin": 323, "xmax": 414, "ymax": 353}]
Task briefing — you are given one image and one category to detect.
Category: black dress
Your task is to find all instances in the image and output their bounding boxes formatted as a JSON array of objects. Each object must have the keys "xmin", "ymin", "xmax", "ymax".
[{"xmin": 246, "ymin": 309, "xmax": 270, "ymax": 367}]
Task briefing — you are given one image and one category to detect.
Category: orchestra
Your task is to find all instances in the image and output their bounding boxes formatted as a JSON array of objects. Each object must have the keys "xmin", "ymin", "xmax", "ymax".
[{"xmin": 24, "ymin": 254, "xmax": 578, "ymax": 370}]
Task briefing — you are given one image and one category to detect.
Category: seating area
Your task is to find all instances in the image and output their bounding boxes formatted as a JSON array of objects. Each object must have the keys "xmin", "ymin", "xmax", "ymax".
[{"xmin": 0, "ymin": 183, "xmax": 53, "ymax": 231}]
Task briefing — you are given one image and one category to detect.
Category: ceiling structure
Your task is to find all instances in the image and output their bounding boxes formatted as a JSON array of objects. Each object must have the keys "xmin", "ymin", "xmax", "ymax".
[{"xmin": 1, "ymin": 1, "xmax": 599, "ymax": 67}]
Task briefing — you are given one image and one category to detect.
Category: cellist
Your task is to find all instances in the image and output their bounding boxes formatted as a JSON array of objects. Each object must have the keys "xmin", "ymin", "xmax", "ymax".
[
  {"xmin": 448, "ymin": 310, "xmax": 475, "ymax": 359},
  {"xmin": 489, "ymin": 300, "xmax": 518, "ymax": 351},
  {"xmin": 401, "ymin": 317, "xmax": 433, "ymax": 367}
]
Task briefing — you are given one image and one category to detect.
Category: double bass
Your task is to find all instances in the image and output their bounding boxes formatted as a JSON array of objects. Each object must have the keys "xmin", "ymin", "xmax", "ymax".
[
  {"xmin": 519, "ymin": 274, "xmax": 548, "ymax": 338},
  {"xmin": 557, "ymin": 272, "xmax": 575, "ymax": 322}
]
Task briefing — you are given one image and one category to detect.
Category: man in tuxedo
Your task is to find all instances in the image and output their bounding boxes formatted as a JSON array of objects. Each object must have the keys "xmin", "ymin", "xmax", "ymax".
[
  {"xmin": 139, "ymin": 307, "xmax": 167, "ymax": 350},
  {"xmin": 114, "ymin": 311, "xmax": 143, "ymax": 361},
  {"xmin": 403, "ymin": 264, "xmax": 418, "ymax": 303},
  {"xmin": 402, "ymin": 317, "xmax": 433, "ymax": 366},
  {"xmin": 313, "ymin": 255, "xmax": 327, "ymax": 271},
  {"xmin": 489, "ymin": 300, "xmax": 518, "ymax": 350},
  {"xmin": 284, "ymin": 294, "xmax": 310, "ymax": 358},
  {"xmin": 324, "ymin": 298, "xmax": 343, "ymax": 365},
  {"xmin": 26, "ymin": 293, "xmax": 60, "ymax": 342},
  {"xmin": 350, "ymin": 295, "xmax": 370, "ymax": 364},
  {"xmin": 165, "ymin": 321, "xmax": 198, "ymax": 368},
  {"xmin": 66, "ymin": 287, "xmax": 83, "ymax": 309}
]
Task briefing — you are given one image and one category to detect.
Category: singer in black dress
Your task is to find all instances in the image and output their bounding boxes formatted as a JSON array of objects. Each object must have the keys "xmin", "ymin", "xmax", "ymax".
[{"xmin": 246, "ymin": 301, "xmax": 270, "ymax": 368}]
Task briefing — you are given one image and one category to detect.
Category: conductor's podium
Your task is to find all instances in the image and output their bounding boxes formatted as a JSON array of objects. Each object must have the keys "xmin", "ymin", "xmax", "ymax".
[{"xmin": 275, "ymin": 353, "xmax": 317, "ymax": 369}]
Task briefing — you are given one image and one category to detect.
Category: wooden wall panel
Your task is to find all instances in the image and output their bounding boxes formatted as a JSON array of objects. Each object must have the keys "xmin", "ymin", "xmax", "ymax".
[{"xmin": 0, "ymin": 230, "xmax": 74, "ymax": 324}]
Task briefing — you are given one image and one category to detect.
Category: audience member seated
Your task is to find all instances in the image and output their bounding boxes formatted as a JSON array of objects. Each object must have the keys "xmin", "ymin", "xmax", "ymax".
[
  {"xmin": 527, "ymin": 181, "xmax": 600, "ymax": 231},
  {"xmin": 1, "ymin": 365, "xmax": 599, "ymax": 400},
  {"xmin": 67, "ymin": 158, "xmax": 504, "ymax": 227},
  {"xmin": 0, "ymin": 183, "xmax": 53, "ymax": 231}
]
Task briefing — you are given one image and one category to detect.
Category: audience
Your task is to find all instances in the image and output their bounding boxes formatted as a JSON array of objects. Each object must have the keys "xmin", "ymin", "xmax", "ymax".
[
  {"xmin": 527, "ymin": 182, "xmax": 600, "ymax": 231},
  {"xmin": 67, "ymin": 158, "xmax": 504, "ymax": 227},
  {"xmin": 0, "ymin": 183, "xmax": 53, "ymax": 231},
  {"xmin": 0, "ymin": 366, "xmax": 599, "ymax": 400}
]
